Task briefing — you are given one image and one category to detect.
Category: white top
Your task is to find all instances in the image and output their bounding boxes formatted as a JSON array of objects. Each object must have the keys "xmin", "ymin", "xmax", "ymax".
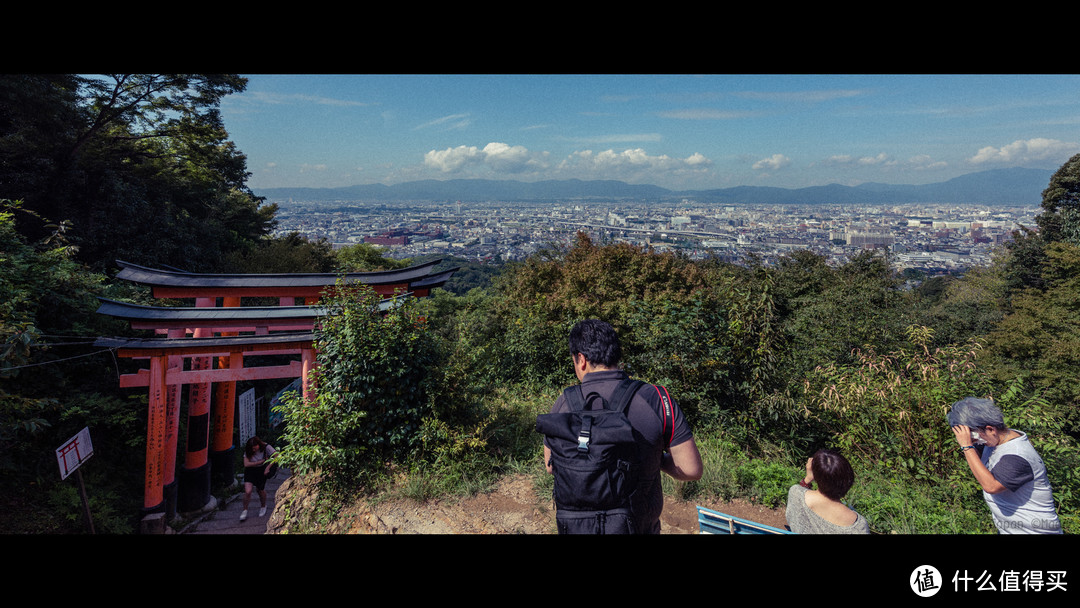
[{"xmin": 982, "ymin": 430, "xmax": 1061, "ymax": 534}]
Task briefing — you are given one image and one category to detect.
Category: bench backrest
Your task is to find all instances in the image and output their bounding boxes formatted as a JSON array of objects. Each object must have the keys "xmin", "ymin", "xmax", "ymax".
[{"xmin": 696, "ymin": 506, "xmax": 794, "ymax": 535}]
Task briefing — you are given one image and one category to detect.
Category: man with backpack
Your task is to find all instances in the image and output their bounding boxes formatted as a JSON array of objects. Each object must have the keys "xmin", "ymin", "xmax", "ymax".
[{"xmin": 538, "ymin": 319, "xmax": 703, "ymax": 534}]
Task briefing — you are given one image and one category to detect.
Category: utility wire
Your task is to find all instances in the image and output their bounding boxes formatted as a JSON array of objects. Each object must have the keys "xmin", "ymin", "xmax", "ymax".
[{"xmin": 1, "ymin": 348, "xmax": 117, "ymax": 370}]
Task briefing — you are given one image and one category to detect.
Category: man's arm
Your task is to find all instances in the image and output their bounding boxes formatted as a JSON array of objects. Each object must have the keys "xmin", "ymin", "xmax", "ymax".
[
  {"xmin": 543, "ymin": 445, "xmax": 553, "ymax": 474},
  {"xmin": 951, "ymin": 425, "xmax": 1007, "ymax": 494},
  {"xmin": 961, "ymin": 446, "xmax": 1007, "ymax": 494},
  {"xmin": 662, "ymin": 437, "xmax": 703, "ymax": 481}
]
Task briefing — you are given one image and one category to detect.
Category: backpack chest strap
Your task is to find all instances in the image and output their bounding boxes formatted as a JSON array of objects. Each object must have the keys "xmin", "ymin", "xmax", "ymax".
[{"xmin": 577, "ymin": 414, "xmax": 593, "ymax": 452}]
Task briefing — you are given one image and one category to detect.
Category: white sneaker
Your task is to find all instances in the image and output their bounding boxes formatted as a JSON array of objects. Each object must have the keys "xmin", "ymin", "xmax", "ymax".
[
  {"xmin": 258, "ymin": 507, "xmax": 267, "ymax": 517},
  {"xmin": 239, "ymin": 509, "xmax": 248, "ymax": 521}
]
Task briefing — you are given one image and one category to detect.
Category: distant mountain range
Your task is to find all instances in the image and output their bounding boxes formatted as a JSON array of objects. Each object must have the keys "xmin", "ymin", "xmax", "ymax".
[{"xmin": 254, "ymin": 167, "xmax": 1054, "ymax": 206}]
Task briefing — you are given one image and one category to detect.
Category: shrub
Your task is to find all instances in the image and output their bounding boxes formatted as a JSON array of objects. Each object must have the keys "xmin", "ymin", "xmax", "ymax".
[
  {"xmin": 802, "ymin": 325, "xmax": 994, "ymax": 483},
  {"xmin": 847, "ymin": 468, "xmax": 994, "ymax": 534},
  {"xmin": 622, "ymin": 294, "xmax": 734, "ymax": 430},
  {"xmin": 274, "ymin": 280, "xmax": 437, "ymax": 493},
  {"xmin": 734, "ymin": 459, "xmax": 798, "ymax": 508}
]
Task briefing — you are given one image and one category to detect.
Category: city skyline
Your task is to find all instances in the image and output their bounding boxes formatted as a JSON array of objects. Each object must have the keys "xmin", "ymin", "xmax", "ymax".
[{"xmin": 222, "ymin": 74, "xmax": 1080, "ymax": 193}]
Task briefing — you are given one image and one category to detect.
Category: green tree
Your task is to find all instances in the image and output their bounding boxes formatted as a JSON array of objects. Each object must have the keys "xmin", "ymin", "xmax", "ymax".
[
  {"xmin": 489, "ymin": 232, "xmax": 712, "ymax": 389},
  {"xmin": 986, "ymin": 241, "xmax": 1080, "ymax": 424},
  {"xmin": 274, "ymin": 281, "xmax": 438, "ymax": 492},
  {"xmin": 1002, "ymin": 226, "xmax": 1051, "ymax": 293},
  {"xmin": 774, "ymin": 249, "xmax": 911, "ymax": 382},
  {"xmin": 1002, "ymin": 154, "xmax": 1080, "ymax": 293},
  {"xmin": 335, "ymin": 242, "xmax": 409, "ymax": 272},
  {"xmin": 0, "ymin": 74, "xmax": 275, "ymax": 272},
  {"xmin": 622, "ymin": 292, "xmax": 735, "ymax": 428},
  {"xmin": 226, "ymin": 232, "xmax": 337, "ymax": 274},
  {"xmin": 409, "ymin": 254, "xmax": 503, "ymax": 295},
  {"xmin": 1036, "ymin": 153, "xmax": 1080, "ymax": 246},
  {"xmin": 0, "ymin": 201, "xmax": 143, "ymax": 532},
  {"xmin": 914, "ymin": 259, "xmax": 1009, "ymax": 348}
]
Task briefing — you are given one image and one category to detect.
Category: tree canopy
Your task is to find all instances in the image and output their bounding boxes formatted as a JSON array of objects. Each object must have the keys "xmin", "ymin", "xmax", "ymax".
[
  {"xmin": 0, "ymin": 74, "xmax": 275, "ymax": 272},
  {"xmin": 1037, "ymin": 152, "xmax": 1080, "ymax": 246}
]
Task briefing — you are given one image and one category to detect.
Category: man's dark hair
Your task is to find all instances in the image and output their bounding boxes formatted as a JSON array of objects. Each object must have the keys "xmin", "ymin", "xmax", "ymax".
[
  {"xmin": 811, "ymin": 448, "xmax": 855, "ymax": 501},
  {"xmin": 568, "ymin": 319, "xmax": 622, "ymax": 368}
]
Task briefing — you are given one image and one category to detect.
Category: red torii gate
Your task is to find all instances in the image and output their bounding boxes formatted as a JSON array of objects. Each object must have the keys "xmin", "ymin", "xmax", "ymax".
[{"xmin": 96, "ymin": 260, "xmax": 456, "ymax": 530}]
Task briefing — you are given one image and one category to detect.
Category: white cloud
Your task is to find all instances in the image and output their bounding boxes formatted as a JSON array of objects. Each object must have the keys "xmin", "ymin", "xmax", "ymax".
[
  {"xmin": 823, "ymin": 153, "xmax": 894, "ymax": 167},
  {"xmin": 969, "ymin": 138, "xmax": 1079, "ymax": 165},
  {"xmin": 415, "ymin": 113, "xmax": 473, "ymax": 132},
  {"xmin": 422, "ymin": 142, "xmax": 712, "ymax": 185},
  {"xmin": 423, "ymin": 142, "xmax": 549, "ymax": 175},
  {"xmin": 482, "ymin": 142, "xmax": 548, "ymax": 173},
  {"xmin": 908, "ymin": 155, "xmax": 948, "ymax": 171},
  {"xmin": 424, "ymin": 145, "xmax": 483, "ymax": 172},
  {"xmin": 858, "ymin": 153, "xmax": 894, "ymax": 166},
  {"xmin": 560, "ymin": 148, "xmax": 711, "ymax": 175},
  {"xmin": 685, "ymin": 152, "xmax": 710, "ymax": 167},
  {"xmin": 753, "ymin": 154, "xmax": 791, "ymax": 172}
]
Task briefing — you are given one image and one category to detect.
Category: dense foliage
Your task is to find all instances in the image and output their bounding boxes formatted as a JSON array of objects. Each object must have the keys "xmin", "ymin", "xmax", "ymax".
[
  {"xmin": 803, "ymin": 326, "xmax": 992, "ymax": 482},
  {"xmin": 0, "ymin": 202, "xmax": 144, "ymax": 532},
  {"xmin": 273, "ymin": 282, "xmax": 439, "ymax": 493},
  {"xmin": 1036, "ymin": 153, "xmax": 1080, "ymax": 246},
  {"xmin": 0, "ymin": 74, "xmax": 276, "ymax": 272}
]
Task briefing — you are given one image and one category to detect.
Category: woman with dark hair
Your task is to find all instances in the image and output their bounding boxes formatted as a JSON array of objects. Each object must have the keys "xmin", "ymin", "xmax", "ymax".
[
  {"xmin": 785, "ymin": 448, "xmax": 870, "ymax": 534},
  {"xmin": 240, "ymin": 436, "xmax": 277, "ymax": 522},
  {"xmin": 949, "ymin": 397, "xmax": 1062, "ymax": 534}
]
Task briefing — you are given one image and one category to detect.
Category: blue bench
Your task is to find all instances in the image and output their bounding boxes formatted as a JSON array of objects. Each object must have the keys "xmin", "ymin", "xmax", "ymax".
[{"xmin": 696, "ymin": 505, "xmax": 794, "ymax": 535}]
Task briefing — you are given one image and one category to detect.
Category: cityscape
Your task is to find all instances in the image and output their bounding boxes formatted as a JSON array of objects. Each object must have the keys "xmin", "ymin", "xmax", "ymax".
[{"xmin": 268, "ymin": 197, "xmax": 1041, "ymax": 277}]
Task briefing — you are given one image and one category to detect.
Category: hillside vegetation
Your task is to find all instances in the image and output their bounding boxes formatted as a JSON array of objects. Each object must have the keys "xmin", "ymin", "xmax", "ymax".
[
  {"xmin": 2, "ymin": 74, "xmax": 1078, "ymax": 534},
  {"xmin": 274, "ymin": 208, "xmax": 1080, "ymax": 533}
]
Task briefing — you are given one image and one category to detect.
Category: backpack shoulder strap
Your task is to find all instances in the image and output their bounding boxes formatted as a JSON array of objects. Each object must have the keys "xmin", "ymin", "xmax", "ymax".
[
  {"xmin": 562, "ymin": 385, "xmax": 587, "ymax": 412},
  {"xmin": 563, "ymin": 379, "xmax": 645, "ymax": 414},
  {"xmin": 607, "ymin": 379, "xmax": 645, "ymax": 415}
]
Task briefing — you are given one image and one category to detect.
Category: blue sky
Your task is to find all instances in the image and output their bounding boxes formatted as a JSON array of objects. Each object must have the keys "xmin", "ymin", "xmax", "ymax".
[{"xmin": 220, "ymin": 74, "xmax": 1080, "ymax": 192}]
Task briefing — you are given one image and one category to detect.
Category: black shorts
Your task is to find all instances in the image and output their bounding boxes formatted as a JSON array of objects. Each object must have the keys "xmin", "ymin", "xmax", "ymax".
[{"xmin": 244, "ymin": 466, "xmax": 267, "ymax": 491}]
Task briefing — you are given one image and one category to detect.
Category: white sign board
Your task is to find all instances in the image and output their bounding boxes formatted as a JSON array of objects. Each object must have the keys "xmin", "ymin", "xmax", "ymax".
[
  {"xmin": 239, "ymin": 388, "xmax": 257, "ymax": 444},
  {"xmin": 57, "ymin": 427, "xmax": 94, "ymax": 480}
]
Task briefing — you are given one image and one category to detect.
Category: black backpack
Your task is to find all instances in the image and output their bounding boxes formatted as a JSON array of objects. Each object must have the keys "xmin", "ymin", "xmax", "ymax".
[{"xmin": 536, "ymin": 379, "xmax": 646, "ymax": 534}]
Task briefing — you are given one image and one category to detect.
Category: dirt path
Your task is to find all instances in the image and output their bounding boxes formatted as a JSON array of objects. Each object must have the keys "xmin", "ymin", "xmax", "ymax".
[{"xmin": 269, "ymin": 473, "xmax": 788, "ymax": 534}]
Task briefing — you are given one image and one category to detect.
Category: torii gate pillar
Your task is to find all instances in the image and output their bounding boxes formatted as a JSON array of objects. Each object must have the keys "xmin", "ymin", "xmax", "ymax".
[
  {"xmin": 162, "ymin": 328, "xmax": 184, "ymax": 521},
  {"xmin": 178, "ymin": 298, "xmax": 215, "ymax": 514},
  {"xmin": 209, "ymin": 297, "xmax": 240, "ymax": 489},
  {"xmin": 141, "ymin": 355, "xmax": 168, "ymax": 515}
]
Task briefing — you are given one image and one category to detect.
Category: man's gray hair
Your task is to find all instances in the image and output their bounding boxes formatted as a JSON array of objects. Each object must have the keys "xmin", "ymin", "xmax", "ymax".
[{"xmin": 948, "ymin": 397, "xmax": 1005, "ymax": 429}]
